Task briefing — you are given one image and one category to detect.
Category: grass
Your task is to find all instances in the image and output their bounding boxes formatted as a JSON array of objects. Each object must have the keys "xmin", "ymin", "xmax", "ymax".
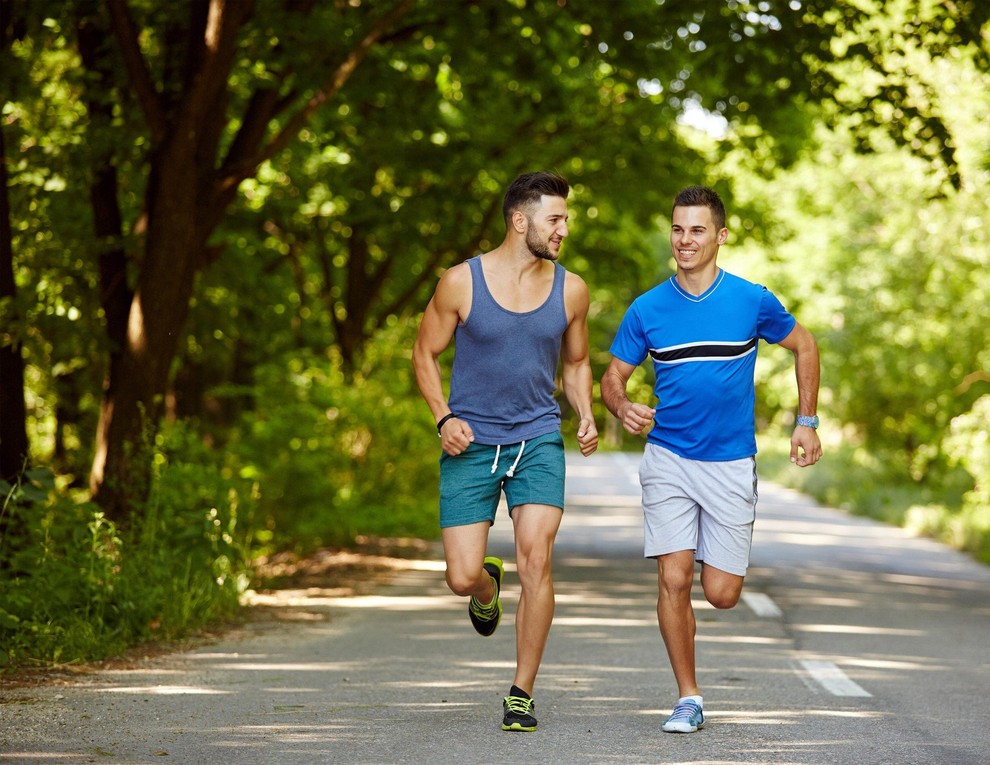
[{"xmin": 756, "ymin": 432, "xmax": 989, "ymax": 565}]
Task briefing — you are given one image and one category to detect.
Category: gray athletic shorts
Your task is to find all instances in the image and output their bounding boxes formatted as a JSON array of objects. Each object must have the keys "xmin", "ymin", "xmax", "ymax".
[{"xmin": 639, "ymin": 443, "xmax": 758, "ymax": 576}]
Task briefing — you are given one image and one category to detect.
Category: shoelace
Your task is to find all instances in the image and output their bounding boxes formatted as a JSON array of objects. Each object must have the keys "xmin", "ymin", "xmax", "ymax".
[
  {"xmin": 504, "ymin": 695, "xmax": 534, "ymax": 715},
  {"xmin": 668, "ymin": 701, "xmax": 701, "ymax": 721},
  {"xmin": 470, "ymin": 596, "xmax": 498, "ymax": 618},
  {"xmin": 470, "ymin": 575, "xmax": 499, "ymax": 617}
]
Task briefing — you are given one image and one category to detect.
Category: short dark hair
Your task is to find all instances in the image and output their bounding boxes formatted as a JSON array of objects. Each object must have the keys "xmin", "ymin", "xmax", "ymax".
[
  {"xmin": 673, "ymin": 186, "xmax": 726, "ymax": 230},
  {"xmin": 503, "ymin": 172, "xmax": 569, "ymax": 225}
]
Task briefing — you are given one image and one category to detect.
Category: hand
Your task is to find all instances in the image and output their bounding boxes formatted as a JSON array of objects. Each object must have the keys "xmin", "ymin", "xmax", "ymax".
[
  {"xmin": 576, "ymin": 416, "xmax": 599, "ymax": 456},
  {"xmin": 790, "ymin": 427, "xmax": 822, "ymax": 467},
  {"xmin": 619, "ymin": 402, "xmax": 656, "ymax": 436},
  {"xmin": 440, "ymin": 418, "xmax": 474, "ymax": 456}
]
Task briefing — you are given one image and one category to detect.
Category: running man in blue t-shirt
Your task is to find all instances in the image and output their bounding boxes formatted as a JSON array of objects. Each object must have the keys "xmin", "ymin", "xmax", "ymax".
[{"xmin": 601, "ymin": 185, "xmax": 822, "ymax": 734}]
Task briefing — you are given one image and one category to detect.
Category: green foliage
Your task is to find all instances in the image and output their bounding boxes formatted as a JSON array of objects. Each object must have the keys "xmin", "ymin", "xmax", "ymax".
[
  {"xmin": 798, "ymin": 0, "xmax": 990, "ymax": 190},
  {"xmin": 758, "ymin": 429, "xmax": 972, "ymax": 536},
  {"xmin": 0, "ymin": 429, "xmax": 253, "ymax": 668},
  {"xmin": 0, "ymin": 488, "xmax": 123, "ymax": 667},
  {"xmin": 4, "ymin": 0, "xmax": 990, "ymax": 669},
  {"xmin": 718, "ymin": 35, "xmax": 990, "ymax": 488},
  {"xmin": 229, "ymin": 324, "xmax": 439, "ymax": 552},
  {"xmin": 742, "ymin": 78, "xmax": 990, "ymax": 555},
  {"xmin": 759, "ymin": 432, "xmax": 987, "ymax": 564},
  {"xmin": 917, "ymin": 394, "xmax": 990, "ymax": 559}
]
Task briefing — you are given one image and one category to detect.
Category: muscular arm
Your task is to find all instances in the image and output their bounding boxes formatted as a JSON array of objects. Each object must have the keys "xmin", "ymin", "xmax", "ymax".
[
  {"xmin": 601, "ymin": 356, "xmax": 656, "ymax": 435},
  {"xmin": 411, "ymin": 265, "xmax": 475, "ymax": 455},
  {"xmin": 777, "ymin": 321, "xmax": 822, "ymax": 467},
  {"xmin": 560, "ymin": 273, "xmax": 598, "ymax": 456}
]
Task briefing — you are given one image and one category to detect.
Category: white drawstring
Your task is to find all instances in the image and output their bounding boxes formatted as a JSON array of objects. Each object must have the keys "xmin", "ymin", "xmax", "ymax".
[
  {"xmin": 506, "ymin": 440, "xmax": 526, "ymax": 477},
  {"xmin": 490, "ymin": 440, "xmax": 527, "ymax": 477}
]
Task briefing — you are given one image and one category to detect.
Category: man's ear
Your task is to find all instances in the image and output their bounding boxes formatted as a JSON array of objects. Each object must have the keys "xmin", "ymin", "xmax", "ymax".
[
  {"xmin": 512, "ymin": 209, "xmax": 528, "ymax": 234},
  {"xmin": 717, "ymin": 228, "xmax": 728, "ymax": 245}
]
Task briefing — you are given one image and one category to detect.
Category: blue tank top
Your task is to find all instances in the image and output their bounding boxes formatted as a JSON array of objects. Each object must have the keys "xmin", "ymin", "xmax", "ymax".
[{"xmin": 448, "ymin": 256, "xmax": 568, "ymax": 444}]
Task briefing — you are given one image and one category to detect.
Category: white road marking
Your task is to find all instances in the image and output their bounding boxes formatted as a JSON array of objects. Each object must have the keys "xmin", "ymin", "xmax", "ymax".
[
  {"xmin": 800, "ymin": 660, "xmax": 873, "ymax": 697},
  {"xmin": 741, "ymin": 591, "xmax": 783, "ymax": 617}
]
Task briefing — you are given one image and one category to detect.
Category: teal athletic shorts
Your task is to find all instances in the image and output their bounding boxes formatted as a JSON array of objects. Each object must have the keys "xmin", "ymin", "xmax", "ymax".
[{"xmin": 439, "ymin": 431, "xmax": 565, "ymax": 528}]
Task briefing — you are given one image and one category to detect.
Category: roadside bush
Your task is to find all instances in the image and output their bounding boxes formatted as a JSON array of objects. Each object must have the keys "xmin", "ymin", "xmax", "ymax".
[
  {"xmin": 0, "ymin": 424, "xmax": 255, "ymax": 669},
  {"xmin": 0, "ymin": 469, "xmax": 122, "ymax": 666},
  {"xmin": 913, "ymin": 394, "xmax": 990, "ymax": 564},
  {"xmin": 232, "ymin": 339, "xmax": 439, "ymax": 553},
  {"xmin": 757, "ymin": 429, "xmax": 985, "ymax": 564}
]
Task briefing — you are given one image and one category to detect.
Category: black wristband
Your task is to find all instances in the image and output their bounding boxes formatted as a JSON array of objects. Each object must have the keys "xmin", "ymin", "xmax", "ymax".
[{"xmin": 436, "ymin": 413, "xmax": 458, "ymax": 437}]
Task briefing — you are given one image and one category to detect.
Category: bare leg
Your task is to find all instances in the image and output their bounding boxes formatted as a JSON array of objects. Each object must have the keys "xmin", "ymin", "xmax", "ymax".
[
  {"xmin": 509, "ymin": 503, "xmax": 563, "ymax": 694},
  {"xmin": 657, "ymin": 550, "xmax": 700, "ymax": 698},
  {"xmin": 700, "ymin": 562, "xmax": 745, "ymax": 610},
  {"xmin": 441, "ymin": 521, "xmax": 495, "ymax": 602}
]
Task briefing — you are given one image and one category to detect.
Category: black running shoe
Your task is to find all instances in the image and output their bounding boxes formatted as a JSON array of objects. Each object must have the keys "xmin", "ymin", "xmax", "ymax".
[
  {"xmin": 468, "ymin": 556, "xmax": 503, "ymax": 636},
  {"xmin": 502, "ymin": 694, "xmax": 537, "ymax": 732}
]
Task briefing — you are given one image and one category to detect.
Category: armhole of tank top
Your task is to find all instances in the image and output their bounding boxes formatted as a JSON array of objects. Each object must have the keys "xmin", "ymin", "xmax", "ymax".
[
  {"xmin": 556, "ymin": 264, "xmax": 569, "ymax": 324},
  {"xmin": 460, "ymin": 257, "xmax": 479, "ymax": 326}
]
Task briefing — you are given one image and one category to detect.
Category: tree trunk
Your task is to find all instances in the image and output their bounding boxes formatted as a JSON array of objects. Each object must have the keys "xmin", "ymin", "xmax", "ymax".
[
  {"xmin": 90, "ymin": 145, "xmax": 205, "ymax": 521},
  {"xmin": 86, "ymin": 0, "xmax": 415, "ymax": 521},
  {"xmin": 0, "ymin": 108, "xmax": 30, "ymax": 484}
]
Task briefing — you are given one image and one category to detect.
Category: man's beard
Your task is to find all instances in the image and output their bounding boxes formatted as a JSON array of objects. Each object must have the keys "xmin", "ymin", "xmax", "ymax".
[{"xmin": 526, "ymin": 227, "xmax": 557, "ymax": 261}]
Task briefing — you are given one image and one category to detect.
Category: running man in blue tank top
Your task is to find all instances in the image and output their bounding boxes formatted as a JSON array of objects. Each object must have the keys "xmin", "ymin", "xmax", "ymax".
[
  {"xmin": 602, "ymin": 186, "xmax": 822, "ymax": 734},
  {"xmin": 413, "ymin": 172, "xmax": 598, "ymax": 732}
]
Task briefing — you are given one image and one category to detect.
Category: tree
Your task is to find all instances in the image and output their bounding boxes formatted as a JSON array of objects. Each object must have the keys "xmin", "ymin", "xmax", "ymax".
[
  {"xmin": 67, "ymin": 0, "xmax": 416, "ymax": 521},
  {"xmin": 795, "ymin": 0, "xmax": 990, "ymax": 192},
  {"xmin": 0, "ymin": 120, "xmax": 30, "ymax": 485},
  {"xmin": 236, "ymin": 0, "xmax": 990, "ymax": 376},
  {"xmin": 9, "ymin": 0, "xmax": 989, "ymax": 522},
  {"xmin": 0, "ymin": 0, "xmax": 29, "ymax": 483}
]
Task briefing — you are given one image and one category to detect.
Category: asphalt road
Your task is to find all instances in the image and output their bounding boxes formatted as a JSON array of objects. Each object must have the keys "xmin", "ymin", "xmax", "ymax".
[{"xmin": 2, "ymin": 451, "xmax": 989, "ymax": 764}]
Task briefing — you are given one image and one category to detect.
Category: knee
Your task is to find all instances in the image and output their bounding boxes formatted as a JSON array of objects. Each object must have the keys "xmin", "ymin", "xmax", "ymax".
[
  {"xmin": 705, "ymin": 589, "xmax": 741, "ymax": 610},
  {"xmin": 658, "ymin": 568, "xmax": 694, "ymax": 600},
  {"xmin": 446, "ymin": 569, "xmax": 482, "ymax": 597},
  {"xmin": 517, "ymin": 546, "xmax": 551, "ymax": 572},
  {"xmin": 703, "ymin": 579, "xmax": 743, "ymax": 609},
  {"xmin": 658, "ymin": 579, "xmax": 694, "ymax": 609},
  {"xmin": 700, "ymin": 567, "xmax": 744, "ymax": 609},
  {"xmin": 515, "ymin": 549, "xmax": 552, "ymax": 589},
  {"xmin": 657, "ymin": 551, "xmax": 698, "ymax": 600}
]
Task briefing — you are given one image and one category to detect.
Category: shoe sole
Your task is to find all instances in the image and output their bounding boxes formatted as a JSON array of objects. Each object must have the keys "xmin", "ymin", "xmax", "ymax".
[
  {"xmin": 502, "ymin": 722, "xmax": 537, "ymax": 732},
  {"xmin": 662, "ymin": 722, "xmax": 704, "ymax": 733}
]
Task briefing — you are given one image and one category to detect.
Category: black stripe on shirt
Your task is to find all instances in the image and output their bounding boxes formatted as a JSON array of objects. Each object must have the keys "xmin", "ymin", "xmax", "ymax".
[{"xmin": 648, "ymin": 338, "xmax": 757, "ymax": 364}]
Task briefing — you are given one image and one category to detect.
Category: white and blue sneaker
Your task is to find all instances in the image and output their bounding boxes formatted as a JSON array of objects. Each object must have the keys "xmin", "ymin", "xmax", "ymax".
[{"xmin": 661, "ymin": 698, "xmax": 704, "ymax": 733}]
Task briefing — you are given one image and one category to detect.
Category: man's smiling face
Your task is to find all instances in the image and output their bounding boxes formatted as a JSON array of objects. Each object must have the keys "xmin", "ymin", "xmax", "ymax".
[{"xmin": 670, "ymin": 205, "xmax": 726, "ymax": 274}]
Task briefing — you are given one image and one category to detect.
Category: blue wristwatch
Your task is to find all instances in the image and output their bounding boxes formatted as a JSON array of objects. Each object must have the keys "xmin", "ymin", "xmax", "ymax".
[{"xmin": 796, "ymin": 415, "xmax": 819, "ymax": 429}]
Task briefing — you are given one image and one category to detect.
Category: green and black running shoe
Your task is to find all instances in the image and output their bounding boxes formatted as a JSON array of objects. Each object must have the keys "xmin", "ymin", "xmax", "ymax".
[
  {"xmin": 502, "ymin": 693, "xmax": 538, "ymax": 732},
  {"xmin": 468, "ymin": 556, "xmax": 503, "ymax": 637}
]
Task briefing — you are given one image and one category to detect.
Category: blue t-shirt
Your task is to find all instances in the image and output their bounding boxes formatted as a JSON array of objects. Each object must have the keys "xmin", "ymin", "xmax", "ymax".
[{"xmin": 609, "ymin": 269, "xmax": 796, "ymax": 461}]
